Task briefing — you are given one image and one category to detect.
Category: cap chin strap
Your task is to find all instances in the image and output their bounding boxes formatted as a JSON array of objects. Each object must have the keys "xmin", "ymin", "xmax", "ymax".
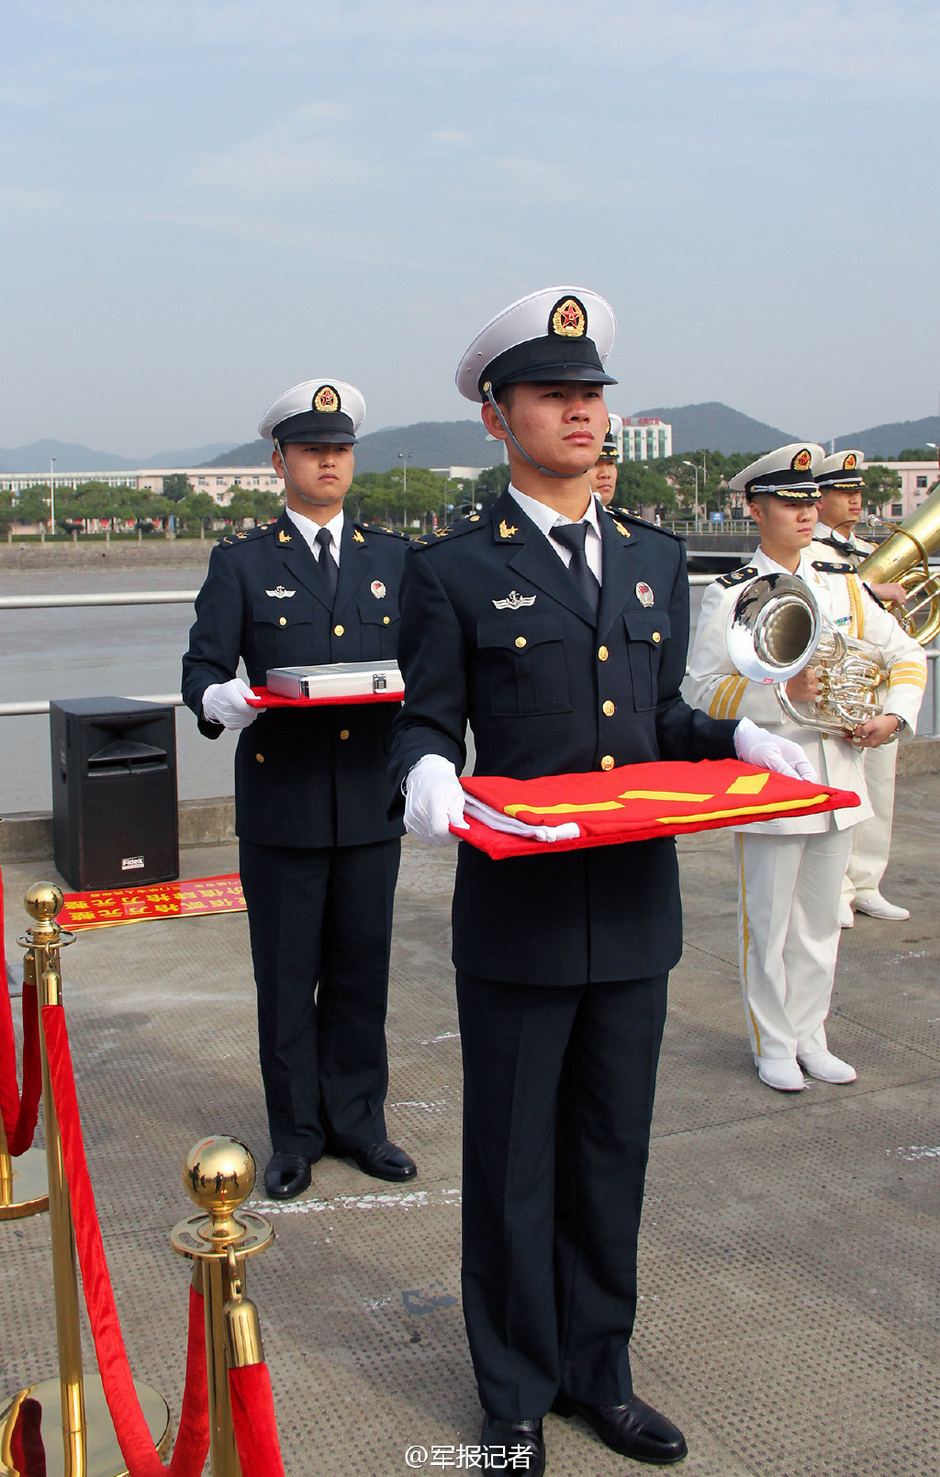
[
  {"xmin": 274, "ymin": 436, "xmax": 339, "ymax": 511},
  {"xmin": 483, "ymin": 383, "xmax": 571, "ymax": 481}
]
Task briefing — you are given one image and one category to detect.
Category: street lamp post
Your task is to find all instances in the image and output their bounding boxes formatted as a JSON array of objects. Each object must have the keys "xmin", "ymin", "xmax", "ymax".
[
  {"xmin": 49, "ymin": 457, "xmax": 56, "ymax": 535},
  {"xmin": 681, "ymin": 459, "xmax": 703, "ymax": 532},
  {"xmin": 398, "ymin": 451, "xmax": 413, "ymax": 529}
]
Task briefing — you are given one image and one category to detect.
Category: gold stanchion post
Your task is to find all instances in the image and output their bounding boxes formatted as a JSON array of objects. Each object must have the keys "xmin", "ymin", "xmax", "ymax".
[
  {"xmin": 0, "ymin": 883, "xmax": 170, "ymax": 1477},
  {"xmin": 170, "ymin": 1137, "xmax": 274, "ymax": 1477},
  {"xmin": 0, "ymin": 949, "xmax": 49, "ymax": 1221}
]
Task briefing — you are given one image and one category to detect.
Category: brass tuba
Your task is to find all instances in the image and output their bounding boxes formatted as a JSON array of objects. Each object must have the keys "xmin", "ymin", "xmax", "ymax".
[
  {"xmin": 726, "ymin": 572, "xmax": 891, "ymax": 741},
  {"xmin": 856, "ymin": 479, "xmax": 940, "ymax": 645}
]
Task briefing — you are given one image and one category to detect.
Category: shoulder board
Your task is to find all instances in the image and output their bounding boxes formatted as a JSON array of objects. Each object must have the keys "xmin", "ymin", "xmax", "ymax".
[
  {"xmin": 716, "ymin": 566, "xmax": 758, "ymax": 588},
  {"xmin": 605, "ymin": 509, "xmax": 683, "ymax": 541},
  {"xmin": 359, "ymin": 522, "xmax": 410, "ymax": 540},
  {"xmin": 216, "ymin": 523, "xmax": 273, "ymax": 549},
  {"xmin": 412, "ymin": 514, "xmax": 485, "ymax": 549},
  {"xmin": 812, "ymin": 560, "xmax": 853, "ymax": 574}
]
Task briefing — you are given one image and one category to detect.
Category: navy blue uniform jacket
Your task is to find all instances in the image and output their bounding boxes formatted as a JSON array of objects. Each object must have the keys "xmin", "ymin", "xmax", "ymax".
[
  {"xmin": 390, "ymin": 491, "xmax": 738, "ymax": 984},
  {"xmin": 182, "ymin": 510, "xmax": 408, "ymax": 850}
]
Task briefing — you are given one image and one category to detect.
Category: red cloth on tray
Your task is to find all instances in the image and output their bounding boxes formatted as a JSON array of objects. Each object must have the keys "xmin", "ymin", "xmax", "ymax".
[
  {"xmin": 245, "ymin": 687, "xmax": 402, "ymax": 708},
  {"xmin": 457, "ymin": 758, "xmax": 859, "ymax": 859}
]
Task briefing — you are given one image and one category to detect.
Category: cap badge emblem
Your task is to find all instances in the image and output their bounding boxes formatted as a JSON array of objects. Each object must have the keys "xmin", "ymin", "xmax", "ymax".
[
  {"xmin": 844, "ymin": 453, "xmax": 857, "ymax": 469},
  {"xmin": 371, "ymin": 580, "xmax": 386, "ymax": 599},
  {"xmin": 493, "ymin": 590, "xmax": 536, "ymax": 611},
  {"xmin": 635, "ymin": 581, "xmax": 654, "ymax": 608},
  {"xmin": 550, "ymin": 296, "xmax": 587, "ymax": 338},
  {"xmin": 278, "ymin": 529, "xmax": 292, "ymax": 544},
  {"xmin": 498, "ymin": 520, "xmax": 519, "ymax": 539},
  {"xmin": 791, "ymin": 448, "xmax": 813, "ymax": 472},
  {"xmin": 265, "ymin": 585, "xmax": 295, "ymax": 599},
  {"xmin": 313, "ymin": 384, "xmax": 340, "ymax": 413}
]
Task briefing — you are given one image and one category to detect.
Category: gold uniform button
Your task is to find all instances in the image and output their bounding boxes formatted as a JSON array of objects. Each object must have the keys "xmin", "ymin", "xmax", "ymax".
[
  {"xmin": 515, "ymin": 636, "xmax": 527, "ymax": 649},
  {"xmin": 652, "ymin": 631, "xmax": 661, "ymax": 643},
  {"xmin": 339, "ymin": 729, "xmax": 350, "ymax": 741},
  {"xmin": 255, "ymin": 753, "xmax": 264, "ymax": 764},
  {"xmin": 598, "ymin": 646, "xmax": 609, "ymax": 661},
  {"xmin": 278, "ymin": 616, "xmax": 287, "ymax": 626},
  {"xmin": 383, "ymin": 616, "xmax": 390, "ymax": 625},
  {"xmin": 602, "ymin": 700, "xmax": 615, "ymax": 717},
  {"xmin": 600, "ymin": 755, "xmax": 615, "ymax": 771},
  {"xmin": 334, "ymin": 624, "xmax": 344, "ymax": 636}
]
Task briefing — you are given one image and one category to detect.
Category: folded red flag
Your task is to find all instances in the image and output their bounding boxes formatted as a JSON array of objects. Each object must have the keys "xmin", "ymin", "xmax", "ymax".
[{"xmin": 458, "ymin": 759, "xmax": 859, "ymax": 859}]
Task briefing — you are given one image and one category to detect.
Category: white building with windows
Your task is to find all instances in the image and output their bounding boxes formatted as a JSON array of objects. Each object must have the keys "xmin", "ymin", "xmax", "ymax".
[
  {"xmin": 619, "ymin": 418, "xmax": 673, "ymax": 461},
  {"xmin": 865, "ymin": 460, "xmax": 940, "ymax": 520},
  {"xmin": 0, "ymin": 466, "xmax": 278, "ymax": 506}
]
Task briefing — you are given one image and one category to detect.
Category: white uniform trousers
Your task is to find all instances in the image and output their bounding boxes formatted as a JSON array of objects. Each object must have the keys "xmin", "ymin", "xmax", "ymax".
[
  {"xmin": 842, "ymin": 741, "xmax": 898, "ymax": 902},
  {"xmin": 735, "ymin": 826, "xmax": 853, "ymax": 1061}
]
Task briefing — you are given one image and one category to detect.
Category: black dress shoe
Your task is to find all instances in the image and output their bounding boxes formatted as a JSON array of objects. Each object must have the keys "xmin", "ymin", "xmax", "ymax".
[
  {"xmin": 346, "ymin": 1139, "xmax": 417, "ymax": 1182},
  {"xmin": 480, "ymin": 1415, "xmax": 545, "ymax": 1476},
  {"xmin": 263, "ymin": 1151, "xmax": 311, "ymax": 1200},
  {"xmin": 551, "ymin": 1393, "xmax": 687, "ymax": 1465}
]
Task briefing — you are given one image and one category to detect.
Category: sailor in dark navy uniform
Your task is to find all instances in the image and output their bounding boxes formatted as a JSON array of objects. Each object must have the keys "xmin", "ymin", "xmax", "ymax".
[
  {"xmin": 182, "ymin": 378, "xmax": 415, "ymax": 1200},
  {"xmin": 390, "ymin": 289, "xmax": 813, "ymax": 1474}
]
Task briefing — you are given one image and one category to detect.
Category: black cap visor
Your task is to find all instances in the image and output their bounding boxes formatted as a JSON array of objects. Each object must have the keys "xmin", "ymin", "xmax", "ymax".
[
  {"xmin": 273, "ymin": 410, "xmax": 357, "ymax": 445},
  {"xmin": 481, "ymin": 334, "xmax": 617, "ymax": 397}
]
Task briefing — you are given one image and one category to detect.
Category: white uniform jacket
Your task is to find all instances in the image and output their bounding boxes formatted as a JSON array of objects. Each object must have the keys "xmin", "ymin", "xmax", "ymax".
[{"xmin": 688, "ymin": 547, "xmax": 927, "ymax": 835}]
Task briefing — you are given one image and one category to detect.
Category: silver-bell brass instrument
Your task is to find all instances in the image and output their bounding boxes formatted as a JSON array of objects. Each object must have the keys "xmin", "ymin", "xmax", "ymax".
[{"xmin": 726, "ymin": 572, "xmax": 890, "ymax": 741}]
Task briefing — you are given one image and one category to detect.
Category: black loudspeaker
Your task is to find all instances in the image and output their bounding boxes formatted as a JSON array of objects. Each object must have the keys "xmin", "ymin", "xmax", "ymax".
[{"xmin": 50, "ymin": 697, "xmax": 179, "ymax": 891}]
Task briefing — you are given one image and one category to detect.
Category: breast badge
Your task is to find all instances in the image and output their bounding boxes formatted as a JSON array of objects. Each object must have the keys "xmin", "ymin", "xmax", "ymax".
[
  {"xmin": 265, "ymin": 586, "xmax": 296, "ymax": 599},
  {"xmin": 635, "ymin": 582, "xmax": 654, "ymax": 608},
  {"xmin": 492, "ymin": 590, "xmax": 536, "ymax": 611},
  {"xmin": 371, "ymin": 581, "xmax": 386, "ymax": 599}
]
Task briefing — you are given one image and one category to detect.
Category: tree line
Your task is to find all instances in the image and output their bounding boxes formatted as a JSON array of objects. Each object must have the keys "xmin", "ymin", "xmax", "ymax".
[{"xmin": 0, "ymin": 454, "xmax": 918, "ymax": 539}]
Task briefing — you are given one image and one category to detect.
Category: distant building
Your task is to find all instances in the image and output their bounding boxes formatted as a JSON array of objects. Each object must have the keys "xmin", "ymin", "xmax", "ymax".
[
  {"xmin": 620, "ymin": 418, "xmax": 672, "ymax": 461},
  {"xmin": 865, "ymin": 460, "xmax": 939, "ymax": 521},
  {"xmin": 0, "ymin": 467, "xmax": 280, "ymax": 507},
  {"xmin": 430, "ymin": 466, "xmax": 487, "ymax": 481}
]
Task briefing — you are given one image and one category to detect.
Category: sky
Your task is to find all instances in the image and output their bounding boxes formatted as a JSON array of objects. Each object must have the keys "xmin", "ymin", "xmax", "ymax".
[{"xmin": 1, "ymin": 0, "xmax": 938, "ymax": 456}]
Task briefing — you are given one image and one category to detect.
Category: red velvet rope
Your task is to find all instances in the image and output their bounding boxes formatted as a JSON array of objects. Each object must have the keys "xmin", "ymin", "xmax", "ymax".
[
  {"xmin": 228, "ymin": 1364, "xmax": 287, "ymax": 1477},
  {"xmin": 40, "ymin": 1002, "xmax": 210, "ymax": 1477},
  {"xmin": 0, "ymin": 870, "xmax": 43, "ymax": 1156}
]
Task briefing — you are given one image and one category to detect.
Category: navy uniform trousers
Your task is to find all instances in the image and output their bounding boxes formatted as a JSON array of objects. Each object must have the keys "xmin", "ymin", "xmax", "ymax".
[
  {"xmin": 391, "ymin": 491, "xmax": 738, "ymax": 1417},
  {"xmin": 182, "ymin": 509, "xmax": 408, "ymax": 1159}
]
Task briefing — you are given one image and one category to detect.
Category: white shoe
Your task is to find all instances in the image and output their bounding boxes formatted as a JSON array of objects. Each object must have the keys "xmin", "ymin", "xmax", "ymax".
[
  {"xmin": 797, "ymin": 1050, "xmax": 857, "ymax": 1084},
  {"xmin": 853, "ymin": 892, "xmax": 909, "ymax": 921},
  {"xmin": 757, "ymin": 1057, "xmax": 805, "ymax": 1091},
  {"xmin": 838, "ymin": 899, "xmax": 854, "ymax": 928}
]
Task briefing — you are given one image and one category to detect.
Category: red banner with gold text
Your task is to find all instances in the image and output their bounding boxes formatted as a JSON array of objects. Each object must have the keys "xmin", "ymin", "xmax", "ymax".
[{"xmin": 58, "ymin": 874, "xmax": 246, "ymax": 932}]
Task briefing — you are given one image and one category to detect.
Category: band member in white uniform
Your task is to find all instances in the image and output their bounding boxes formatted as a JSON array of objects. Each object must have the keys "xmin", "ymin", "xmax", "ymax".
[
  {"xmin": 689, "ymin": 445, "xmax": 926, "ymax": 1092},
  {"xmin": 809, "ymin": 450, "xmax": 912, "ymax": 925}
]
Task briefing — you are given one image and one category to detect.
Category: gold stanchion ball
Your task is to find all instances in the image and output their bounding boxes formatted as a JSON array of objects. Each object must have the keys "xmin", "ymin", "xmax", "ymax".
[
  {"xmin": 183, "ymin": 1136, "xmax": 255, "ymax": 1216},
  {"xmin": 24, "ymin": 882, "xmax": 64, "ymax": 923}
]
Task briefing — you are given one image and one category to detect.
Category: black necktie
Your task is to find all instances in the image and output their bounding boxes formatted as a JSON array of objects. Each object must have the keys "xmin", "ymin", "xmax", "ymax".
[
  {"xmin": 315, "ymin": 527, "xmax": 337, "ymax": 605},
  {"xmin": 553, "ymin": 521, "xmax": 600, "ymax": 617}
]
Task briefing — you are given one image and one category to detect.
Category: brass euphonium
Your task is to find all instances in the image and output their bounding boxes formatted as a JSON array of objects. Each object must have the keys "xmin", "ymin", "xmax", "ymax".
[
  {"xmin": 726, "ymin": 572, "xmax": 891, "ymax": 741},
  {"xmin": 856, "ymin": 479, "xmax": 940, "ymax": 645}
]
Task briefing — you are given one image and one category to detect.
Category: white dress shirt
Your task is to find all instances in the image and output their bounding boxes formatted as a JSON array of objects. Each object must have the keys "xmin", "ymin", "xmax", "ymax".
[
  {"xmin": 508, "ymin": 483, "xmax": 603, "ymax": 583},
  {"xmin": 286, "ymin": 504, "xmax": 345, "ymax": 569}
]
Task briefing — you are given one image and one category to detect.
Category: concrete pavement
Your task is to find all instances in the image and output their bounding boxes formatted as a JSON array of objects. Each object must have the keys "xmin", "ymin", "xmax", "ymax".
[{"xmin": 1, "ymin": 774, "xmax": 938, "ymax": 1476}]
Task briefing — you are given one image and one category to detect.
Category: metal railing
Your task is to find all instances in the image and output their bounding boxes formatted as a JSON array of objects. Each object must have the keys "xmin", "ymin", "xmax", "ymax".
[{"xmin": 1, "ymin": 585, "xmax": 937, "ymax": 736}]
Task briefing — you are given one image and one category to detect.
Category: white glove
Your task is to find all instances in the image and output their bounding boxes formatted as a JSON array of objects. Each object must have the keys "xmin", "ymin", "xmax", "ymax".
[
  {"xmin": 202, "ymin": 678, "xmax": 259, "ymax": 730},
  {"xmin": 734, "ymin": 716, "xmax": 818, "ymax": 783},
  {"xmin": 404, "ymin": 754, "xmax": 469, "ymax": 846}
]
